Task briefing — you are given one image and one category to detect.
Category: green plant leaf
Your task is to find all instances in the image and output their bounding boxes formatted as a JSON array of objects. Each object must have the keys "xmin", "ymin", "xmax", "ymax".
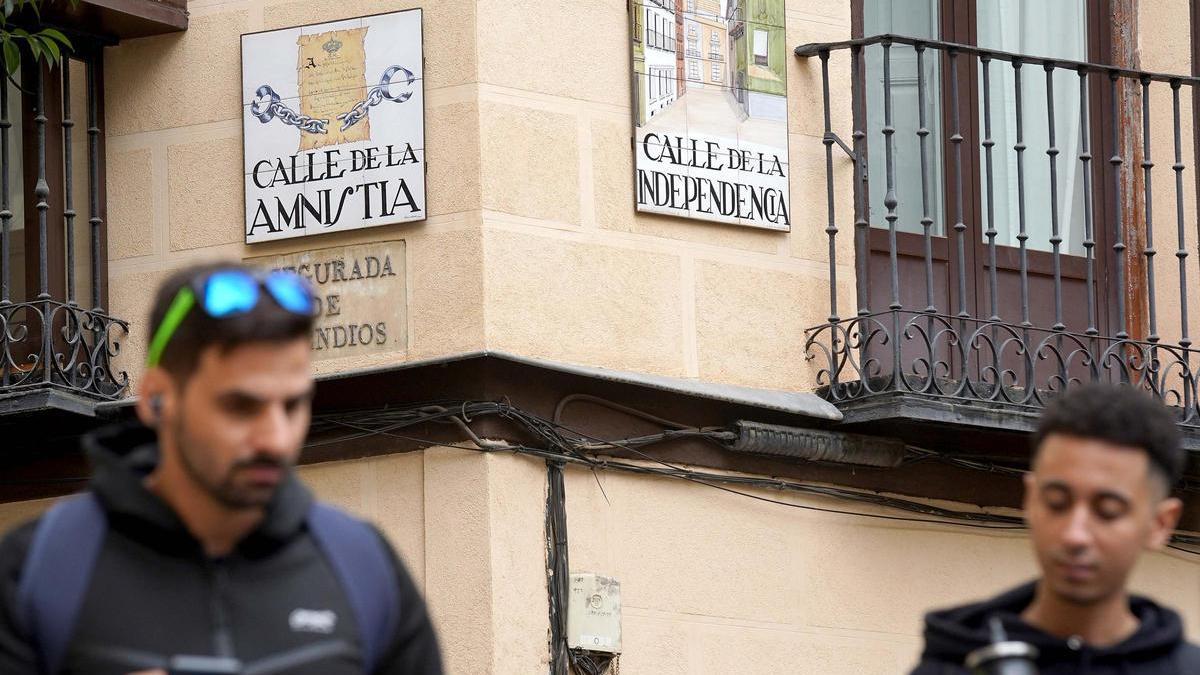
[
  {"xmin": 0, "ymin": 2, "xmax": 82, "ymax": 74},
  {"xmin": 40, "ymin": 27, "xmax": 67, "ymax": 45},
  {"xmin": 2, "ymin": 40, "xmax": 17, "ymax": 76},
  {"xmin": 39, "ymin": 34, "xmax": 59, "ymax": 63}
]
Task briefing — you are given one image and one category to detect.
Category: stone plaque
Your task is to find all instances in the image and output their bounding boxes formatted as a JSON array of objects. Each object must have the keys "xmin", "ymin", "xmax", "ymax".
[{"xmin": 250, "ymin": 241, "xmax": 407, "ymax": 360}]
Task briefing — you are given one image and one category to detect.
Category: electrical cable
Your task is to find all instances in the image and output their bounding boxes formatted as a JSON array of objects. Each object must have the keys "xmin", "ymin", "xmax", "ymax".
[
  {"xmin": 307, "ymin": 400, "xmax": 1200, "ymax": 549},
  {"xmin": 568, "ymin": 649, "xmax": 616, "ymax": 675},
  {"xmin": 903, "ymin": 445, "xmax": 1028, "ymax": 478},
  {"xmin": 310, "ymin": 406, "xmax": 1028, "ymax": 530},
  {"xmin": 553, "ymin": 393, "xmax": 693, "ymax": 430},
  {"xmin": 547, "ymin": 461, "xmax": 571, "ymax": 675},
  {"xmin": 539, "ymin": 435, "xmax": 1026, "ymax": 529}
]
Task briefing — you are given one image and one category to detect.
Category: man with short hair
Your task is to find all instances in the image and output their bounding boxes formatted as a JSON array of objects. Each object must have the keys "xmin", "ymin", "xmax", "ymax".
[
  {"xmin": 911, "ymin": 384, "xmax": 1200, "ymax": 673},
  {"xmin": 0, "ymin": 262, "xmax": 443, "ymax": 674}
]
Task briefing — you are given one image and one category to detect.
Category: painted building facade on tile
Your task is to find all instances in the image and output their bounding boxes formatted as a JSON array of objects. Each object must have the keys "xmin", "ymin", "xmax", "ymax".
[
  {"xmin": 726, "ymin": 0, "xmax": 786, "ymax": 120},
  {"xmin": 640, "ymin": 0, "xmax": 679, "ymax": 118},
  {"xmin": 684, "ymin": 13, "xmax": 728, "ymax": 88}
]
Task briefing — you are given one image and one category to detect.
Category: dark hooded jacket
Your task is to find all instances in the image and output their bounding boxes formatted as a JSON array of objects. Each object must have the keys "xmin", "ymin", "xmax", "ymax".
[
  {"xmin": 912, "ymin": 581, "xmax": 1200, "ymax": 674},
  {"xmin": 0, "ymin": 424, "xmax": 443, "ymax": 675}
]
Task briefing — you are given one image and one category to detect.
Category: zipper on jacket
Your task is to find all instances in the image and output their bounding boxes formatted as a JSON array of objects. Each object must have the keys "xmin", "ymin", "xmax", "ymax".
[{"xmin": 206, "ymin": 558, "xmax": 236, "ymax": 658}]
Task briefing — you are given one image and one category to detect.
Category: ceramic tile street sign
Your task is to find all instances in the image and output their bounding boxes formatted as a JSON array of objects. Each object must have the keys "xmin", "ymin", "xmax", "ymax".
[
  {"xmin": 241, "ymin": 9, "xmax": 426, "ymax": 243},
  {"xmin": 629, "ymin": 0, "xmax": 790, "ymax": 230}
]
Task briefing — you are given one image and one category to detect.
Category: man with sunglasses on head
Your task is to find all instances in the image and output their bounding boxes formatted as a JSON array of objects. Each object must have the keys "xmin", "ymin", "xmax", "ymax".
[{"xmin": 0, "ymin": 262, "xmax": 443, "ymax": 675}]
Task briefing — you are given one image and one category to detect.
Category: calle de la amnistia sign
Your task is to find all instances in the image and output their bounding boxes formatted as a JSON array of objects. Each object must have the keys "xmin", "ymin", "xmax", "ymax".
[{"xmin": 241, "ymin": 9, "xmax": 426, "ymax": 243}]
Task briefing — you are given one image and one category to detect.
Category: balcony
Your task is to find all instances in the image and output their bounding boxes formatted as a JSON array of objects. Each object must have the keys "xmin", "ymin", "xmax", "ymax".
[
  {"xmin": 0, "ymin": 46, "xmax": 128, "ymax": 413},
  {"xmin": 33, "ymin": 1, "xmax": 187, "ymax": 39},
  {"xmin": 795, "ymin": 35, "xmax": 1200, "ymax": 444}
]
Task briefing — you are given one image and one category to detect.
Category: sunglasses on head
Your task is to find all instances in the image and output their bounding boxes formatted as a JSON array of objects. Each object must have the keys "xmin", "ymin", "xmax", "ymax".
[{"xmin": 146, "ymin": 268, "xmax": 317, "ymax": 368}]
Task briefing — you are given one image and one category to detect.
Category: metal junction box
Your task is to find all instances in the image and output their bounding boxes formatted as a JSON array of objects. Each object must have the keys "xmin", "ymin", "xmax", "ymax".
[{"xmin": 566, "ymin": 573, "xmax": 622, "ymax": 654}]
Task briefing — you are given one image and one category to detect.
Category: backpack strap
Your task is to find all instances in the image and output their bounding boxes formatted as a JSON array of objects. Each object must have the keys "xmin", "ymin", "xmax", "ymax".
[
  {"xmin": 307, "ymin": 503, "xmax": 400, "ymax": 674},
  {"xmin": 17, "ymin": 493, "xmax": 107, "ymax": 675}
]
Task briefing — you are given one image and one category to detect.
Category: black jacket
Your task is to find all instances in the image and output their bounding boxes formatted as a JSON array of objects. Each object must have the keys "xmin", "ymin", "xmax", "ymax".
[
  {"xmin": 911, "ymin": 581, "xmax": 1200, "ymax": 674},
  {"xmin": 0, "ymin": 424, "xmax": 443, "ymax": 675}
]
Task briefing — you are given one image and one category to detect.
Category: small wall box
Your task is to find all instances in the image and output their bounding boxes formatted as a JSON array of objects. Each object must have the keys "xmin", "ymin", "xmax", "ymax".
[{"xmin": 566, "ymin": 573, "xmax": 622, "ymax": 654}]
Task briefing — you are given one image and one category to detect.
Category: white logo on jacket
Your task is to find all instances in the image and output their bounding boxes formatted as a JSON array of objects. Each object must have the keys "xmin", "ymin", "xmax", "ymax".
[{"xmin": 289, "ymin": 608, "xmax": 338, "ymax": 634}]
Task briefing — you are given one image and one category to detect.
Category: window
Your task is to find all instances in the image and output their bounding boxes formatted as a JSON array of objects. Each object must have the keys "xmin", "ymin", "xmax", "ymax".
[
  {"xmin": 686, "ymin": 0, "xmax": 695, "ymax": 10},
  {"xmin": 1, "ymin": 42, "xmax": 118, "ymax": 398},
  {"xmin": 649, "ymin": 15, "xmax": 662, "ymax": 49},
  {"xmin": 711, "ymin": 62, "xmax": 722, "ymax": 82},
  {"xmin": 858, "ymin": 0, "xmax": 1120, "ymax": 337},
  {"xmin": 752, "ymin": 29, "xmax": 769, "ymax": 66},
  {"xmin": 688, "ymin": 60, "xmax": 700, "ymax": 80},
  {"xmin": 5, "ymin": 55, "xmax": 106, "ymax": 309}
]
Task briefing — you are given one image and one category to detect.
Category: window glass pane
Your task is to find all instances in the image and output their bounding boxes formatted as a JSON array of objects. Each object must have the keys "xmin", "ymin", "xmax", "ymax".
[
  {"xmin": 2, "ymin": 72, "xmax": 23, "ymax": 303},
  {"xmin": 977, "ymin": 0, "xmax": 1087, "ymax": 255},
  {"xmin": 66, "ymin": 58, "xmax": 93, "ymax": 307},
  {"xmin": 863, "ymin": 0, "xmax": 944, "ymax": 236},
  {"xmin": 752, "ymin": 29, "xmax": 768, "ymax": 65}
]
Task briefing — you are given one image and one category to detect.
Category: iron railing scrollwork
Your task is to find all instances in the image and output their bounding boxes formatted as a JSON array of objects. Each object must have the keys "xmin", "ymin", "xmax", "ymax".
[
  {"xmin": 0, "ymin": 300, "xmax": 128, "ymax": 398},
  {"xmin": 0, "ymin": 39, "xmax": 128, "ymax": 402},
  {"xmin": 797, "ymin": 35, "xmax": 1200, "ymax": 428},
  {"xmin": 804, "ymin": 311, "xmax": 1200, "ymax": 425}
]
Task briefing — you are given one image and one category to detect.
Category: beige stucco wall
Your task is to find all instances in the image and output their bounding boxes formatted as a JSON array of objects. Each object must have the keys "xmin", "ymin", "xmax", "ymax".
[
  {"xmin": 302, "ymin": 448, "xmax": 552, "ymax": 675},
  {"xmin": 475, "ymin": 0, "xmax": 855, "ymax": 391},
  {"xmin": 101, "ymin": 0, "xmax": 857, "ymax": 394},
  {"xmin": 563, "ymin": 459, "xmax": 1200, "ymax": 673},
  {"xmin": 1138, "ymin": 0, "xmax": 1200, "ymax": 354},
  {"xmin": 4, "ymin": 449, "xmax": 1197, "ymax": 674}
]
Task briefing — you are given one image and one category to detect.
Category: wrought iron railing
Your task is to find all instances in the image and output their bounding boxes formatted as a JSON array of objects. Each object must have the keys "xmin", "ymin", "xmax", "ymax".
[
  {"xmin": 0, "ymin": 47, "xmax": 127, "ymax": 401},
  {"xmin": 796, "ymin": 34, "xmax": 1200, "ymax": 427}
]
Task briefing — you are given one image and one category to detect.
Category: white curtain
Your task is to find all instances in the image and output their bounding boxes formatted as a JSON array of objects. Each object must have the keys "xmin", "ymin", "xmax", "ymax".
[
  {"xmin": 863, "ymin": 0, "xmax": 943, "ymax": 235},
  {"xmin": 978, "ymin": 0, "xmax": 1088, "ymax": 255}
]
